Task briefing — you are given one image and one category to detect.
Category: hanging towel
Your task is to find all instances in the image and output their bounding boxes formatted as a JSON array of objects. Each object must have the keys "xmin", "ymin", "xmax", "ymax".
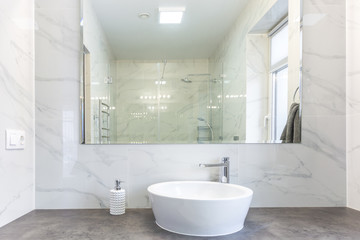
[{"xmin": 280, "ymin": 103, "xmax": 301, "ymax": 143}]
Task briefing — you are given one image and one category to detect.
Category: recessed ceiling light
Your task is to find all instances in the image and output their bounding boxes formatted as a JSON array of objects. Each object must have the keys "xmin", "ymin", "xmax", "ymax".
[
  {"xmin": 159, "ymin": 7, "xmax": 185, "ymax": 24},
  {"xmin": 138, "ymin": 12, "xmax": 151, "ymax": 19}
]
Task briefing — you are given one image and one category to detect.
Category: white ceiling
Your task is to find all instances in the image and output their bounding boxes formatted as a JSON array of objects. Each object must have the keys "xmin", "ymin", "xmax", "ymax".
[{"xmin": 89, "ymin": 0, "xmax": 250, "ymax": 60}]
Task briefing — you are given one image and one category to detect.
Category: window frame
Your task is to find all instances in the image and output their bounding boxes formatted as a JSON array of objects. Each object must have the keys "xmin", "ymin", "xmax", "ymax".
[{"xmin": 268, "ymin": 18, "xmax": 289, "ymax": 142}]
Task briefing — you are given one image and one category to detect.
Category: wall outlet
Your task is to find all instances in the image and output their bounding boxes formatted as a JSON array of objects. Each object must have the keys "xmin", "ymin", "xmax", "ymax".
[{"xmin": 5, "ymin": 129, "xmax": 25, "ymax": 150}]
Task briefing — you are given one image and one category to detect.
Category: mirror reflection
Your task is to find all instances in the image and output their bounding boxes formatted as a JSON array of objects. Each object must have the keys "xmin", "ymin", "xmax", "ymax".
[{"xmin": 80, "ymin": 0, "xmax": 302, "ymax": 144}]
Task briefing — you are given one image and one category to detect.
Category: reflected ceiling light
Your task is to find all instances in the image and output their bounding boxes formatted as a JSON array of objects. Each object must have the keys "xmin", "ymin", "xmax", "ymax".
[
  {"xmin": 155, "ymin": 81, "xmax": 166, "ymax": 85},
  {"xmin": 224, "ymin": 94, "xmax": 247, "ymax": 99},
  {"xmin": 140, "ymin": 95, "xmax": 171, "ymax": 100},
  {"xmin": 159, "ymin": 7, "xmax": 185, "ymax": 24},
  {"xmin": 138, "ymin": 12, "xmax": 151, "ymax": 19}
]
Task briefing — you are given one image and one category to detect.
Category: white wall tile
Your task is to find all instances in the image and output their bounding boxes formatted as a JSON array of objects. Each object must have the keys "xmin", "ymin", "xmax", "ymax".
[
  {"xmin": 346, "ymin": 0, "xmax": 360, "ymax": 211},
  {"xmin": 0, "ymin": 0, "xmax": 35, "ymax": 227},
  {"xmin": 35, "ymin": 0, "xmax": 347, "ymax": 209}
]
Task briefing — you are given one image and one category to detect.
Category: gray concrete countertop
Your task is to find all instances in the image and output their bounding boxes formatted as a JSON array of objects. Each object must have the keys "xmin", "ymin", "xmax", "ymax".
[{"xmin": 0, "ymin": 208, "xmax": 360, "ymax": 240}]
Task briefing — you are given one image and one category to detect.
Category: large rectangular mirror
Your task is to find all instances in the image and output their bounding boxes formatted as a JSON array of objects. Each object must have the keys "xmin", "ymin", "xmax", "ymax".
[{"xmin": 80, "ymin": 0, "xmax": 302, "ymax": 144}]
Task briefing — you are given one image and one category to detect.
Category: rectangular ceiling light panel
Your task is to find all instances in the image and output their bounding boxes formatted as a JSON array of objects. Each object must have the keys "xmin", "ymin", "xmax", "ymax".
[{"xmin": 159, "ymin": 7, "xmax": 185, "ymax": 24}]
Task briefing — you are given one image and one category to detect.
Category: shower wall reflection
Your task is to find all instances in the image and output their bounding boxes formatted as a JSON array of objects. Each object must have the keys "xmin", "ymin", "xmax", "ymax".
[
  {"xmin": 87, "ymin": 58, "xmax": 242, "ymax": 144},
  {"xmin": 115, "ymin": 59, "xmax": 222, "ymax": 144},
  {"xmin": 84, "ymin": 58, "xmax": 225, "ymax": 144}
]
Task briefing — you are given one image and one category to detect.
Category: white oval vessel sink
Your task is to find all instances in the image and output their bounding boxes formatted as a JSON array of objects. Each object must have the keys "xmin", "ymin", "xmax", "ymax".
[{"xmin": 147, "ymin": 181, "xmax": 253, "ymax": 237}]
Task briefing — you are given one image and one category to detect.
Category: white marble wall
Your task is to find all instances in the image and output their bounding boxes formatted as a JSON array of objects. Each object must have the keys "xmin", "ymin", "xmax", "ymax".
[
  {"xmin": 0, "ymin": 0, "xmax": 34, "ymax": 227},
  {"xmin": 246, "ymin": 34, "xmax": 270, "ymax": 142},
  {"xmin": 35, "ymin": 0, "xmax": 347, "ymax": 209},
  {"xmin": 115, "ymin": 59, "xmax": 210, "ymax": 144},
  {"xmin": 288, "ymin": 0, "xmax": 301, "ymax": 109},
  {"xmin": 35, "ymin": 0, "xmax": 83, "ymax": 208},
  {"xmin": 210, "ymin": 0, "xmax": 278, "ymax": 142},
  {"xmin": 346, "ymin": 0, "xmax": 360, "ymax": 211},
  {"xmin": 83, "ymin": 0, "xmax": 117, "ymax": 143},
  {"xmin": 214, "ymin": 0, "xmax": 301, "ymax": 143}
]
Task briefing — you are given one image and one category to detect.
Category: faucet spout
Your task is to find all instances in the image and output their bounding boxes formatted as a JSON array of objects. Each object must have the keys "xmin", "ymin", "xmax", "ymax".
[
  {"xmin": 199, "ymin": 163, "xmax": 225, "ymax": 168},
  {"xmin": 199, "ymin": 157, "xmax": 230, "ymax": 183}
]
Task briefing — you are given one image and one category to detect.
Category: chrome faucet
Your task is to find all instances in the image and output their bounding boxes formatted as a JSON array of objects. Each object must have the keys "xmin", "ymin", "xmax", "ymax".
[{"xmin": 199, "ymin": 157, "xmax": 230, "ymax": 183}]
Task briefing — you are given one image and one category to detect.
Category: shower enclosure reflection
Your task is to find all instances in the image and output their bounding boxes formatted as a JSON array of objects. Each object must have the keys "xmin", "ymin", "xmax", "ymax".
[
  {"xmin": 83, "ymin": 59, "xmax": 224, "ymax": 144},
  {"xmin": 80, "ymin": 0, "xmax": 302, "ymax": 144}
]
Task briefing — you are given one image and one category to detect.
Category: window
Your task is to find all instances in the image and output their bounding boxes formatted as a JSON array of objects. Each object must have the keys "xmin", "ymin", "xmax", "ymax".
[
  {"xmin": 269, "ymin": 20, "xmax": 289, "ymax": 142},
  {"xmin": 271, "ymin": 66, "xmax": 288, "ymax": 140}
]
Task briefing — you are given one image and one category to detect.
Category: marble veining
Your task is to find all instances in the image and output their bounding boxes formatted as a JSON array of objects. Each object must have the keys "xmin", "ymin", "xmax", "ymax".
[
  {"xmin": 346, "ymin": 0, "xmax": 360, "ymax": 211},
  {"xmin": 246, "ymin": 34, "xmax": 269, "ymax": 142},
  {"xmin": 114, "ymin": 59, "xmax": 210, "ymax": 144},
  {"xmin": 34, "ymin": 0, "xmax": 347, "ymax": 210},
  {"xmin": 0, "ymin": 0, "xmax": 354, "ymax": 229},
  {"xmin": 0, "ymin": 0, "xmax": 35, "ymax": 227}
]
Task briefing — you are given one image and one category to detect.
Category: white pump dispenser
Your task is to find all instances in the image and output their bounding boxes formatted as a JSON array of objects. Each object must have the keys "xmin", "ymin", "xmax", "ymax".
[{"xmin": 110, "ymin": 179, "xmax": 126, "ymax": 215}]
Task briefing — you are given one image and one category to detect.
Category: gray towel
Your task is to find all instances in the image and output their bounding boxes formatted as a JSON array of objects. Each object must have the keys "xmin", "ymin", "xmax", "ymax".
[{"xmin": 280, "ymin": 103, "xmax": 301, "ymax": 143}]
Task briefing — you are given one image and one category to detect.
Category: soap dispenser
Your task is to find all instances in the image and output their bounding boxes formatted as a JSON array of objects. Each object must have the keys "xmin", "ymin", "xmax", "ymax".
[{"xmin": 110, "ymin": 179, "xmax": 126, "ymax": 215}]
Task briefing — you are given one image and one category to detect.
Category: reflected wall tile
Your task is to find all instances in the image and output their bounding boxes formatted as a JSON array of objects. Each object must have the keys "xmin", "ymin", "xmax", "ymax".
[
  {"xmin": 210, "ymin": 0, "xmax": 276, "ymax": 143},
  {"xmin": 83, "ymin": 0, "xmax": 115, "ymax": 113},
  {"xmin": 222, "ymin": 100, "xmax": 246, "ymax": 142},
  {"xmin": 35, "ymin": 0, "xmax": 77, "ymax": 9},
  {"xmin": 246, "ymin": 34, "xmax": 269, "ymax": 142},
  {"xmin": 115, "ymin": 59, "xmax": 209, "ymax": 143}
]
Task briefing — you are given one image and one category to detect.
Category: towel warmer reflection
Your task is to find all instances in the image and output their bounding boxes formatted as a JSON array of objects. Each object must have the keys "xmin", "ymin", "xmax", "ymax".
[{"xmin": 99, "ymin": 100, "xmax": 110, "ymax": 144}]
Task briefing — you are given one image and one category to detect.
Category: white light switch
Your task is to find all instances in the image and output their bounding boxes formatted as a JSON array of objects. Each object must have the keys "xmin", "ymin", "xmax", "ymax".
[
  {"xmin": 10, "ymin": 135, "xmax": 17, "ymax": 145},
  {"xmin": 6, "ymin": 129, "xmax": 25, "ymax": 150}
]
